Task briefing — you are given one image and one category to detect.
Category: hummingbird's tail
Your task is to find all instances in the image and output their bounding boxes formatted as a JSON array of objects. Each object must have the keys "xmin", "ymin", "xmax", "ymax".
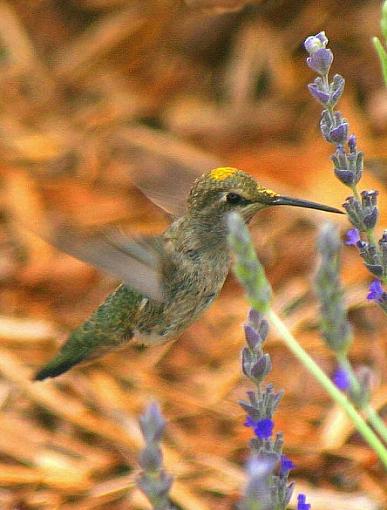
[
  {"xmin": 34, "ymin": 284, "xmax": 140, "ymax": 380},
  {"xmin": 33, "ymin": 352, "xmax": 87, "ymax": 380},
  {"xmin": 33, "ymin": 323, "xmax": 97, "ymax": 381}
]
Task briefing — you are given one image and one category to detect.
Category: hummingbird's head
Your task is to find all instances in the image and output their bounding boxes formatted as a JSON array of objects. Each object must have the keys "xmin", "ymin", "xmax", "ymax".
[{"xmin": 188, "ymin": 167, "xmax": 343, "ymax": 221}]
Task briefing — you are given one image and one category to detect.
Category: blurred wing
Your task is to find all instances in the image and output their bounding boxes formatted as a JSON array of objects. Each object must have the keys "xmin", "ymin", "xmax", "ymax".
[
  {"xmin": 112, "ymin": 126, "xmax": 222, "ymax": 216},
  {"xmin": 49, "ymin": 226, "xmax": 168, "ymax": 302},
  {"xmin": 128, "ymin": 162, "xmax": 199, "ymax": 217}
]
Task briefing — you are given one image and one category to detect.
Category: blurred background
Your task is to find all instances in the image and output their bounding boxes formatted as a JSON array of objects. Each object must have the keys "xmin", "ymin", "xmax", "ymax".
[{"xmin": 0, "ymin": 0, "xmax": 386, "ymax": 508}]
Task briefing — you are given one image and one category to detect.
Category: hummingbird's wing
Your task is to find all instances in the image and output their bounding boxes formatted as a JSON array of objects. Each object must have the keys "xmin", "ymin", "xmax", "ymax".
[
  {"xmin": 127, "ymin": 160, "xmax": 200, "ymax": 217},
  {"xmin": 48, "ymin": 226, "xmax": 169, "ymax": 302},
  {"xmin": 112, "ymin": 126, "xmax": 221, "ymax": 217}
]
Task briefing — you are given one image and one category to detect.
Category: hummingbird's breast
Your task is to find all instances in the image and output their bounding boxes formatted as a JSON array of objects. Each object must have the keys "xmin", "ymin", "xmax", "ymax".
[{"xmin": 134, "ymin": 224, "xmax": 231, "ymax": 345}]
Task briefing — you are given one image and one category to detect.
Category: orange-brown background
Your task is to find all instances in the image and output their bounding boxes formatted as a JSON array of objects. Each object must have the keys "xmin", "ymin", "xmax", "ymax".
[{"xmin": 0, "ymin": 1, "xmax": 385, "ymax": 508}]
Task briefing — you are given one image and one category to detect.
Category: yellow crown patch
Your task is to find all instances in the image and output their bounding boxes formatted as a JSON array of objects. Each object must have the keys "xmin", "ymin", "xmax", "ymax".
[{"xmin": 209, "ymin": 167, "xmax": 238, "ymax": 181}]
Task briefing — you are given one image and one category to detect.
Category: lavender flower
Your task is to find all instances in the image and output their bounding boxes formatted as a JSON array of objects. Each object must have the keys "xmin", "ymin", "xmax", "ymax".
[
  {"xmin": 305, "ymin": 31, "xmax": 386, "ymax": 313},
  {"xmin": 242, "ymin": 310, "xmax": 272, "ymax": 384},
  {"xmin": 245, "ymin": 418, "xmax": 274, "ymax": 440},
  {"xmin": 367, "ymin": 279, "xmax": 385, "ymax": 301},
  {"xmin": 357, "ymin": 241, "xmax": 383, "ymax": 277},
  {"xmin": 379, "ymin": 230, "xmax": 387, "ymax": 275},
  {"xmin": 361, "ymin": 190, "xmax": 379, "ymax": 229},
  {"xmin": 238, "ymin": 310, "xmax": 294, "ymax": 510},
  {"xmin": 297, "ymin": 493, "xmax": 311, "ymax": 510},
  {"xmin": 227, "ymin": 212, "xmax": 272, "ymax": 313},
  {"xmin": 314, "ymin": 223, "xmax": 352, "ymax": 353},
  {"xmin": 345, "ymin": 228, "xmax": 360, "ymax": 246},
  {"xmin": 280, "ymin": 455, "xmax": 295, "ymax": 476},
  {"xmin": 240, "ymin": 456, "xmax": 276, "ymax": 510},
  {"xmin": 137, "ymin": 403, "xmax": 173, "ymax": 510},
  {"xmin": 312, "ymin": 223, "xmax": 380, "ymax": 406},
  {"xmin": 343, "ymin": 196, "xmax": 367, "ymax": 231},
  {"xmin": 332, "ymin": 366, "xmax": 350, "ymax": 391},
  {"xmin": 304, "ymin": 32, "xmax": 333, "ymax": 75}
]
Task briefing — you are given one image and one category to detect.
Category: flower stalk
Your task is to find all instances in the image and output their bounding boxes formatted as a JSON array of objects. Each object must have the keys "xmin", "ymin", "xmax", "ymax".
[
  {"xmin": 267, "ymin": 309, "xmax": 387, "ymax": 467},
  {"xmin": 304, "ymin": 31, "xmax": 387, "ymax": 313},
  {"xmin": 372, "ymin": 0, "xmax": 387, "ymax": 86},
  {"xmin": 137, "ymin": 403, "xmax": 174, "ymax": 510},
  {"xmin": 228, "ymin": 212, "xmax": 387, "ymax": 468}
]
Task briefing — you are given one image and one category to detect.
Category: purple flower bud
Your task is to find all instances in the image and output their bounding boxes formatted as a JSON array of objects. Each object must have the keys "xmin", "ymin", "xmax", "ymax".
[
  {"xmin": 367, "ymin": 279, "xmax": 384, "ymax": 301},
  {"xmin": 317, "ymin": 221, "xmax": 341, "ymax": 254},
  {"xmin": 251, "ymin": 354, "xmax": 272, "ymax": 380},
  {"xmin": 331, "ymin": 143, "xmax": 362, "ymax": 185},
  {"xmin": 308, "ymin": 82, "xmax": 330, "ymax": 105},
  {"xmin": 365, "ymin": 263, "xmax": 384, "ymax": 277},
  {"xmin": 240, "ymin": 401, "xmax": 259, "ymax": 417},
  {"xmin": 137, "ymin": 473, "xmax": 173, "ymax": 501},
  {"xmin": 243, "ymin": 455, "xmax": 277, "ymax": 510},
  {"xmin": 248, "ymin": 308, "xmax": 262, "ymax": 329},
  {"xmin": 361, "ymin": 190, "xmax": 378, "ymax": 229},
  {"xmin": 254, "ymin": 418, "xmax": 274, "ymax": 440},
  {"xmin": 304, "ymin": 32, "xmax": 328, "ymax": 54},
  {"xmin": 333, "ymin": 144, "xmax": 348, "ymax": 168},
  {"xmin": 329, "ymin": 74, "xmax": 345, "ymax": 105},
  {"xmin": 315, "ymin": 31, "xmax": 328, "ymax": 45},
  {"xmin": 348, "ymin": 134, "xmax": 357, "ymax": 152},
  {"xmin": 242, "ymin": 347, "xmax": 254, "ymax": 377},
  {"xmin": 332, "ymin": 367, "xmax": 350, "ymax": 390},
  {"xmin": 320, "ymin": 111, "xmax": 348, "ymax": 144},
  {"xmin": 329, "ymin": 121, "xmax": 348, "ymax": 144},
  {"xmin": 258, "ymin": 319, "xmax": 269, "ymax": 341},
  {"xmin": 357, "ymin": 243, "xmax": 384, "ymax": 277},
  {"xmin": 246, "ymin": 455, "xmax": 276, "ymax": 478},
  {"xmin": 139, "ymin": 402, "xmax": 166, "ymax": 443},
  {"xmin": 307, "ymin": 47, "xmax": 333, "ymax": 75},
  {"xmin": 345, "ymin": 228, "xmax": 360, "ymax": 246},
  {"xmin": 139, "ymin": 445, "xmax": 163, "ymax": 471},
  {"xmin": 334, "ymin": 168, "xmax": 355, "ymax": 184},
  {"xmin": 297, "ymin": 493, "xmax": 311, "ymax": 510},
  {"xmin": 320, "ymin": 109, "xmax": 334, "ymax": 141},
  {"xmin": 244, "ymin": 324, "xmax": 261, "ymax": 351},
  {"xmin": 280, "ymin": 455, "xmax": 295, "ymax": 476},
  {"xmin": 379, "ymin": 230, "xmax": 387, "ymax": 246},
  {"xmin": 244, "ymin": 415, "xmax": 257, "ymax": 428},
  {"xmin": 363, "ymin": 208, "xmax": 378, "ymax": 229},
  {"xmin": 361, "ymin": 189, "xmax": 378, "ymax": 207},
  {"xmin": 343, "ymin": 196, "xmax": 366, "ymax": 231},
  {"xmin": 379, "ymin": 230, "xmax": 387, "ymax": 277}
]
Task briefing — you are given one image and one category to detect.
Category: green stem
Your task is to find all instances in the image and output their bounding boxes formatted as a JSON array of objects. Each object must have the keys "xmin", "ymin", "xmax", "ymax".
[
  {"xmin": 337, "ymin": 355, "xmax": 387, "ymax": 443},
  {"xmin": 365, "ymin": 404, "xmax": 387, "ymax": 444},
  {"xmin": 267, "ymin": 309, "xmax": 387, "ymax": 468},
  {"xmin": 373, "ymin": 37, "xmax": 387, "ymax": 86},
  {"xmin": 350, "ymin": 184, "xmax": 362, "ymax": 204}
]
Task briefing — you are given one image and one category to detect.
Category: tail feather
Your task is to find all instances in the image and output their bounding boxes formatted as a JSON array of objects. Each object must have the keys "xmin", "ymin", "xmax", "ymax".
[
  {"xmin": 34, "ymin": 284, "xmax": 139, "ymax": 381},
  {"xmin": 33, "ymin": 353, "xmax": 86, "ymax": 381}
]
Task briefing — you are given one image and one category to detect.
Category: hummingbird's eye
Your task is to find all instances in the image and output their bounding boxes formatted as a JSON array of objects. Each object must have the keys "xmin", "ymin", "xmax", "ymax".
[{"xmin": 226, "ymin": 192, "xmax": 249, "ymax": 205}]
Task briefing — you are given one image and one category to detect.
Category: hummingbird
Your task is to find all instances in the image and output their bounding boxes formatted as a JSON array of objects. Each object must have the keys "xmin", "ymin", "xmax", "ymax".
[{"xmin": 34, "ymin": 167, "xmax": 342, "ymax": 380}]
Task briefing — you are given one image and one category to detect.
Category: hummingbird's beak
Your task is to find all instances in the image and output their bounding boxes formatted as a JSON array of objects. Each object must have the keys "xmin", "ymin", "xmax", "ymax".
[{"xmin": 269, "ymin": 195, "xmax": 344, "ymax": 215}]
